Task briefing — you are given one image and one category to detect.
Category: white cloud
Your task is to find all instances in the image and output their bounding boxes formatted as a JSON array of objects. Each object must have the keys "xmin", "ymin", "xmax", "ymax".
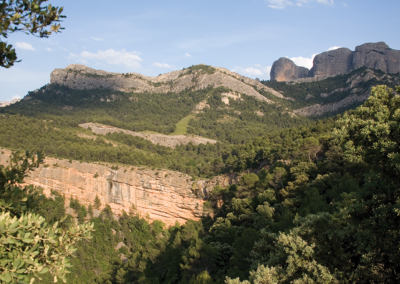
[
  {"xmin": 152, "ymin": 62, "xmax": 173, "ymax": 69},
  {"xmin": 12, "ymin": 95, "xmax": 21, "ymax": 100},
  {"xmin": 184, "ymin": 53, "xmax": 191, "ymax": 58},
  {"xmin": 289, "ymin": 53, "xmax": 318, "ymax": 69},
  {"xmin": 342, "ymin": 2, "xmax": 348, "ymax": 7},
  {"xmin": 92, "ymin": 37, "xmax": 104, "ymax": 41},
  {"xmin": 232, "ymin": 65, "xmax": 272, "ymax": 79},
  {"xmin": 69, "ymin": 49, "xmax": 142, "ymax": 69},
  {"xmin": 47, "ymin": 47, "xmax": 52, "ymax": 51},
  {"xmin": 16, "ymin": 42, "xmax": 35, "ymax": 51},
  {"xmin": 266, "ymin": 0, "xmax": 334, "ymax": 9},
  {"xmin": 327, "ymin": 46, "xmax": 341, "ymax": 51}
]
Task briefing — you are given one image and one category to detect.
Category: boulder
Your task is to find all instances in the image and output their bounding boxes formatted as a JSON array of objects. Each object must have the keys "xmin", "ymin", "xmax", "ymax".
[
  {"xmin": 270, "ymin": 57, "xmax": 309, "ymax": 81},
  {"xmin": 309, "ymin": 48, "xmax": 353, "ymax": 77}
]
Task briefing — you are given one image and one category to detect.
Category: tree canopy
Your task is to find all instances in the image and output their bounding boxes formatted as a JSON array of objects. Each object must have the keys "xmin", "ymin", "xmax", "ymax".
[{"xmin": 0, "ymin": 0, "xmax": 65, "ymax": 68}]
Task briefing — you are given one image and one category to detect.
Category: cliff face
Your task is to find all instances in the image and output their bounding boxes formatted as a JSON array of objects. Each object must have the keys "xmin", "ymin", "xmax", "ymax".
[
  {"xmin": 270, "ymin": 58, "xmax": 309, "ymax": 82},
  {"xmin": 271, "ymin": 42, "xmax": 400, "ymax": 81},
  {"xmin": 309, "ymin": 48, "xmax": 353, "ymax": 77},
  {"xmin": 0, "ymin": 149, "xmax": 236, "ymax": 226},
  {"xmin": 50, "ymin": 64, "xmax": 284, "ymax": 103}
]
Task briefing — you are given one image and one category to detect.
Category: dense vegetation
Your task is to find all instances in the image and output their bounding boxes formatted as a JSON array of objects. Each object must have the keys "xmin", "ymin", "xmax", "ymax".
[
  {"xmin": 0, "ymin": 112, "xmax": 332, "ymax": 178},
  {"xmin": 11, "ymin": 85, "xmax": 397, "ymax": 284},
  {"xmin": 0, "ymin": 84, "xmax": 309, "ymax": 143}
]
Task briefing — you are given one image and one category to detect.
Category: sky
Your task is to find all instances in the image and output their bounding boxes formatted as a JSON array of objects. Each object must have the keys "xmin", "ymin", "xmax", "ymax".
[{"xmin": 1, "ymin": 0, "xmax": 400, "ymax": 101}]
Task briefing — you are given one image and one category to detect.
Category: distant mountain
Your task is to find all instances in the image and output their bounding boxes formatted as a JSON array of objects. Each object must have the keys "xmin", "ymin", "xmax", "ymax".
[
  {"xmin": 270, "ymin": 42, "xmax": 400, "ymax": 81},
  {"xmin": 0, "ymin": 98, "xmax": 20, "ymax": 107}
]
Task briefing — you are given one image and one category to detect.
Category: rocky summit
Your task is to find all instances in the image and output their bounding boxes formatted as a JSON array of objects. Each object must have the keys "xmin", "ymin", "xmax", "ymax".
[
  {"xmin": 50, "ymin": 63, "xmax": 284, "ymax": 102},
  {"xmin": 271, "ymin": 42, "xmax": 400, "ymax": 81}
]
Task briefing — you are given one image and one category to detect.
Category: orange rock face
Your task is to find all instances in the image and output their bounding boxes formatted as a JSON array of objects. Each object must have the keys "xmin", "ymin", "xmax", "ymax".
[{"xmin": 0, "ymin": 149, "xmax": 235, "ymax": 226}]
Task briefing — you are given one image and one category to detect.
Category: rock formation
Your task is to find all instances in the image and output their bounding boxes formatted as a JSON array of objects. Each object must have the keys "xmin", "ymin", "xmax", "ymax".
[
  {"xmin": 79, "ymin": 123, "xmax": 217, "ymax": 148},
  {"xmin": 293, "ymin": 69, "xmax": 400, "ymax": 116},
  {"xmin": 352, "ymin": 42, "xmax": 400, "ymax": 74},
  {"xmin": 270, "ymin": 42, "xmax": 400, "ymax": 81},
  {"xmin": 270, "ymin": 58, "xmax": 309, "ymax": 81},
  {"xmin": 0, "ymin": 148, "xmax": 238, "ymax": 226},
  {"xmin": 309, "ymin": 48, "xmax": 353, "ymax": 77},
  {"xmin": 49, "ymin": 64, "xmax": 284, "ymax": 103}
]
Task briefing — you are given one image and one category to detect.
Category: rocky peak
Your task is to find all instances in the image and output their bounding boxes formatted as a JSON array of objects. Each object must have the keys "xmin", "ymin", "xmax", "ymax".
[
  {"xmin": 270, "ymin": 57, "xmax": 309, "ymax": 82},
  {"xmin": 309, "ymin": 48, "xmax": 353, "ymax": 77},
  {"xmin": 270, "ymin": 42, "xmax": 400, "ymax": 82}
]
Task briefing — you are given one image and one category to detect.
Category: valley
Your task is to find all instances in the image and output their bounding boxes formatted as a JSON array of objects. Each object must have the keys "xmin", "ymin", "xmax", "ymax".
[{"xmin": 1, "ymin": 41, "xmax": 400, "ymax": 283}]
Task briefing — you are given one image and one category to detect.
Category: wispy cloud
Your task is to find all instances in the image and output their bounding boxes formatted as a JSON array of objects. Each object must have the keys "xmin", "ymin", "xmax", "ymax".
[
  {"xmin": 266, "ymin": 0, "xmax": 334, "ymax": 9},
  {"xmin": 232, "ymin": 65, "xmax": 272, "ymax": 79},
  {"xmin": 12, "ymin": 95, "xmax": 21, "ymax": 100},
  {"xmin": 92, "ymin": 37, "xmax": 104, "ymax": 41},
  {"xmin": 16, "ymin": 42, "xmax": 35, "ymax": 51},
  {"xmin": 152, "ymin": 62, "xmax": 174, "ymax": 69},
  {"xmin": 46, "ymin": 47, "xmax": 52, "ymax": 52},
  {"xmin": 69, "ymin": 49, "xmax": 142, "ymax": 69},
  {"xmin": 184, "ymin": 53, "xmax": 191, "ymax": 58}
]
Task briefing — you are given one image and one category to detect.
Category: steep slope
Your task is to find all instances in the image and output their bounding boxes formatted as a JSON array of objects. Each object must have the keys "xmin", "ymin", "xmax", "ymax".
[
  {"xmin": 264, "ymin": 68, "xmax": 400, "ymax": 117},
  {"xmin": 50, "ymin": 64, "xmax": 284, "ymax": 102}
]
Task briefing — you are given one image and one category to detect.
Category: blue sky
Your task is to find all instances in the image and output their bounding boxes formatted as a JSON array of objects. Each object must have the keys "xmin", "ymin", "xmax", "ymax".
[{"xmin": 1, "ymin": 0, "xmax": 399, "ymax": 101}]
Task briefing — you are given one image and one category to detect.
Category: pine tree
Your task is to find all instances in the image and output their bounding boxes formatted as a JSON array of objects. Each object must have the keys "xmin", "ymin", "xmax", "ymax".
[{"xmin": 94, "ymin": 194, "xmax": 101, "ymax": 209}]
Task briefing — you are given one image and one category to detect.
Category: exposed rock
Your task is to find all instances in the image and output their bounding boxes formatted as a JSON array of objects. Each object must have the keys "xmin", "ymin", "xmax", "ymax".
[
  {"xmin": 309, "ymin": 48, "xmax": 353, "ymax": 77},
  {"xmin": 270, "ymin": 58, "xmax": 309, "ymax": 82},
  {"xmin": 0, "ymin": 148, "xmax": 236, "ymax": 226},
  {"xmin": 0, "ymin": 99, "xmax": 21, "ymax": 107},
  {"xmin": 115, "ymin": 242, "xmax": 126, "ymax": 251},
  {"xmin": 50, "ymin": 64, "xmax": 284, "ymax": 104},
  {"xmin": 352, "ymin": 42, "xmax": 390, "ymax": 72},
  {"xmin": 294, "ymin": 92, "xmax": 369, "ymax": 117},
  {"xmin": 271, "ymin": 42, "xmax": 400, "ymax": 81},
  {"xmin": 305, "ymin": 94, "xmax": 314, "ymax": 100},
  {"xmin": 79, "ymin": 123, "xmax": 217, "ymax": 148}
]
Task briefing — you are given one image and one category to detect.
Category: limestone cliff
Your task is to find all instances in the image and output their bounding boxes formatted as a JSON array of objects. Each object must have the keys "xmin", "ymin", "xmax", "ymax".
[
  {"xmin": 50, "ymin": 64, "xmax": 284, "ymax": 103},
  {"xmin": 0, "ymin": 148, "xmax": 237, "ymax": 226}
]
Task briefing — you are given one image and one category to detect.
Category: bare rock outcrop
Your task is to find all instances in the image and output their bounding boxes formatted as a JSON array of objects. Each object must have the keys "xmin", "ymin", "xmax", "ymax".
[
  {"xmin": 309, "ymin": 48, "xmax": 353, "ymax": 77},
  {"xmin": 271, "ymin": 42, "xmax": 400, "ymax": 82},
  {"xmin": 270, "ymin": 58, "xmax": 309, "ymax": 82},
  {"xmin": 79, "ymin": 123, "xmax": 217, "ymax": 148},
  {"xmin": 50, "ymin": 64, "xmax": 284, "ymax": 103},
  {"xmin": 352, "ymin": 42, "xmax": 400, "ymax": 74},
  {"xmin": 0, "ymin": 149, "xmax": 236, "ymax": 226}
]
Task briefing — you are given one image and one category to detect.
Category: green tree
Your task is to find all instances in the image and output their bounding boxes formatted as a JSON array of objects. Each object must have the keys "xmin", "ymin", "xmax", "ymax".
[
  {"xmin": 94, "ymin": 194, "xmax": 101, "ymax": 210},
  {"xmin": 333, "ymin": 85, "xmax": 400, "ymax": 282},
  {"xmin": 1, "ymin": 0, "xmax": 65, "ymax": 68},
  {"xmin": 0, "ymin": 151, "xmax": 94, "ymax": 283}
]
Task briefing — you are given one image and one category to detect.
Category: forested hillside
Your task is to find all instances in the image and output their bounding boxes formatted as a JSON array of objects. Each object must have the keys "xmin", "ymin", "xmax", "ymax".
[{"xmin": 18, "ymin": 85, "xmax": 399, "ymax": 283}]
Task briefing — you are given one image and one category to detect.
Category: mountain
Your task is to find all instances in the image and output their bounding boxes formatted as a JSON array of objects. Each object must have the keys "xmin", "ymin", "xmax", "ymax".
[{"xmin": 270, "ymin": 41, "xmax": 400, "ymax": 81}]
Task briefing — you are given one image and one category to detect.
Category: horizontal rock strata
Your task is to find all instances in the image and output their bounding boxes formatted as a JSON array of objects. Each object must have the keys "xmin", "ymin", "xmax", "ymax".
[{"xmin": 0, "ymin": 149, "xmax": 236, "ymax": 226}]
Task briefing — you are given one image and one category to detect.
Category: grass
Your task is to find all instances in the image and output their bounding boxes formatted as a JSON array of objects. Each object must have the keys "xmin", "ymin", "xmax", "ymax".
[{"xmin": 170, "ymin": 114, "xmax": 195, "ymax": 135}]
